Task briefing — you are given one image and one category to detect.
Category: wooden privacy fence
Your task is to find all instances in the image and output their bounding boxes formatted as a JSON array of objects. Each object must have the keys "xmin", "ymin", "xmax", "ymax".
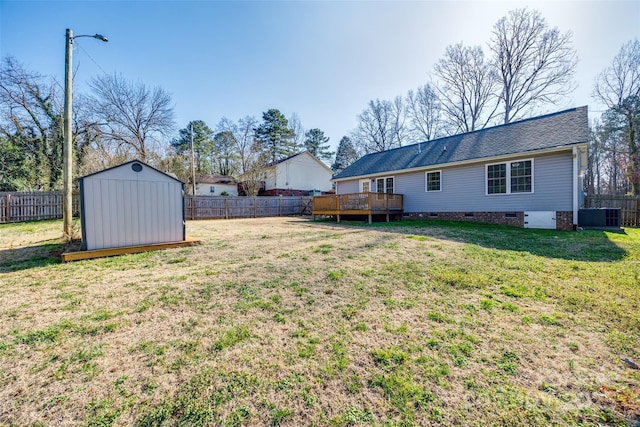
[
  {"xmin": 185, "ymin": 196, "xmax": 313, "ymax": 220},
  {"xmin": 0, "ymin": 192, "xmax": 80, "ymax": 223},
  {"xmin": 0, "ymin": 192, "xmax": 313, "ymax": 223},
  {"xmin": 585, "ymin": 194, "xmax": 640, "ymax": 227}
]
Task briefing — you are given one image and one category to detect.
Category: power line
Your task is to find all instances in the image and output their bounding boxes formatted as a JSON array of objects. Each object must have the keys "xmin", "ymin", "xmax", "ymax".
[{"xmin": 76, "ymin": 40, "xmax": 109, "ymax": 76}]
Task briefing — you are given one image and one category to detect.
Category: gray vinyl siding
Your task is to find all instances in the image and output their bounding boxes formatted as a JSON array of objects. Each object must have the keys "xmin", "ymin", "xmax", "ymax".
[
  {"xmin": 336, "ymin": 151, "xmax": 573, "ymax": 212},
  {"xmin": 337, "ymin": 180, "xmax": 359, "ymax": 194},
  {"xmin": 399, "ymin": 151, "xmax": 573, "ymax": 212}
]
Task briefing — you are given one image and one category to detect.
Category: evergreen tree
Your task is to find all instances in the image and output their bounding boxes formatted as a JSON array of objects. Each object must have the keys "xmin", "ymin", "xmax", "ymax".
[
  {"xmin": 172, "ymin": 120, "xmax": 215, "ymax": 173},
  {"xmin": 0, "ymin": 136, "xmax": 30, "ymax": 191},
  {"xmin": 331, "ymin": 136, "xmax": 359, "ymax": 174},
  {"xmin": 254, "ymin": 109, "xmax": 296, "ymax": 163},
  {"xmin": 303, "ymin": 128, "xmax": 334, "ymax": 161}
]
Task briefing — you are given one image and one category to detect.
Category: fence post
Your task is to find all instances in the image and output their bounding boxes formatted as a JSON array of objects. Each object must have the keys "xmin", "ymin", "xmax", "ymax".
[
  {"xmin": 278, "ymin": 197, "xmax": 281, "ymax": 217},
  {"xmin": 225, "ymin": 198, "xmax": 229, "ymax": 219},
  {"xmin": 253, "ymin": 197, "xmax": 257, "ymax": 218},
  {"xmin": 636, "ymin": 197, "xmax": 640, "ymax": 227},
  {"xmin": 4, "ymin": 194, "xmax": 10, "ymax": 223}
]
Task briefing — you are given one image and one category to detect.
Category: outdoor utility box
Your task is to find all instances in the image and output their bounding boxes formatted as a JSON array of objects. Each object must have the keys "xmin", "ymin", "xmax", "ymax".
[
  {"xmin": 79, "ymin": 160, "xmax": 185, "ymax": 251},
  {"xmin": 578, "ymin": 208, "xmax": 621, "ymax": 228}
]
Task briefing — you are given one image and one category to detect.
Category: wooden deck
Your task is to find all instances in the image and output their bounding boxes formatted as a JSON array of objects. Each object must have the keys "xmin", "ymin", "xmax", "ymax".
[{"xmin": 312, "ymin": 192, "xmax": 403, "ymax": 223}]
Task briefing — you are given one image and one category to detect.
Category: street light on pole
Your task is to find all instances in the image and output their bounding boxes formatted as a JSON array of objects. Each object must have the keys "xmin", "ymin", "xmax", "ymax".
[{"xmin": 63, "ymin": 28, "xmax": 108, "ymax": 240}]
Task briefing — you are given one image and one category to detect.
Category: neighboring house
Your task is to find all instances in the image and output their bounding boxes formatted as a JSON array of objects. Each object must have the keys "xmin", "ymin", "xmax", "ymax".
[
  {"xmin": 264, "ymin": 151, "xmax": 333, "ymax": 196},
  {"xmin": 332, "ymin": 106, "xmax": 589, "ymax": 230},
  {"xmin": 195, "ymin": 174, "xmax": 238, "ymax": 196}
]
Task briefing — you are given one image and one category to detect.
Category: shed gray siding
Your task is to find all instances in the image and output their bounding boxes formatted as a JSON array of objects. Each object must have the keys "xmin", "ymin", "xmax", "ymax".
[
  {"xmin": 337, "ymin": 151, "xmax": 573, "ymax": 213},
  {"xmin": 81, "ymin": 162, "xmax": 184, "ymax": 250}
]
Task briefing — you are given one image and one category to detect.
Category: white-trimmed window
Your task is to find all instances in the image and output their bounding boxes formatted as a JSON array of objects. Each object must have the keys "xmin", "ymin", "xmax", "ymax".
[
  {"xmin": 210, "ymin": 186, "xmax": 215, "ymax": 193},
  {"xmin": 376, "ymin": 177, "xmax": 394, "ymax": 194},
  {"xmin": 359, "ymin": 179, "xmax": 370, "ymax": 193},
  {"xmin": 486, "ymin": 159, "xmax": 533, "ymax": 195},
  {"xmin": 425, "ymin": 170, "xmax": 441, "ymax": 192}
]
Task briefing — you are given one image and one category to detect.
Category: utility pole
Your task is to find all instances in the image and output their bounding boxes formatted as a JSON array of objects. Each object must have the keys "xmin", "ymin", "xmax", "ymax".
[
  {"xmin": 62, "ymin": 29, "xmax": 107, "ymax": 241},
  {"xmin": 190, "ymin": 123, "xmax": 197, "ymax": 195},
  {"xmin": 63, "ymin": 29, "xmax": 74, "ymax": 240}
]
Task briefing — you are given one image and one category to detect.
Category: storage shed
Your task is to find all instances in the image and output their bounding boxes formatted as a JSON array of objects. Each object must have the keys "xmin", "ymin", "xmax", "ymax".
[{"xmin": 79, "ymin": 160, "xmax": 185, "ymax": 251}]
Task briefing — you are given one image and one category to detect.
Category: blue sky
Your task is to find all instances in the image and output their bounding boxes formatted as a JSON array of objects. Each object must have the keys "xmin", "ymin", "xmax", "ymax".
[{"xmin": 1, "ymin": 1, "xmax": 639, "ymax": 152}]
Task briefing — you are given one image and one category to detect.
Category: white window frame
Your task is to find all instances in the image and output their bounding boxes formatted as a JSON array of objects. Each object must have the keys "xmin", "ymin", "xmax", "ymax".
[
  {"xmin": 425, "ymin": 170, "xmax": 442, "ymax": 192},
  {"xmin": 359, "ymin": 179, "xmax": 371, "ymax": 193},
  {"xmin": 375, "ymin": 176, "xmax": 394, "ymax": 194},
  {"xmin": 210, "ymin": 186, "xmax": 215, "ymax": 194},
  {"xmin": 485, "ymin": 158, "xmax": 534, "ymax": 195}
]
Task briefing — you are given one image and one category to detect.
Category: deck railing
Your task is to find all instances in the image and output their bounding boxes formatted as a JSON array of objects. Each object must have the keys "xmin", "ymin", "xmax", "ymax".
[{"xmin": 312, "ymin": 192, "xmax": 403, "ymax": 214}]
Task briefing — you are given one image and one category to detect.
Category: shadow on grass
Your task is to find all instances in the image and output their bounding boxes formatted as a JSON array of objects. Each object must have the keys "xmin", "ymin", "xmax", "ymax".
[
  {"xmin": 307, "ymin": 218, "xmax": 629, "ymax": 262},
  {"xmin": 0, "ymin": 243, "xmax": 63, "ymax": 272}
]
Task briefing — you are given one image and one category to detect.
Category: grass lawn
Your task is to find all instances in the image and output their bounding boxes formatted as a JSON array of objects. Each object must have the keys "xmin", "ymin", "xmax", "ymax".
[{"xmin": 0, "ymin": 217, "xmax": 639, "ymax": 426}]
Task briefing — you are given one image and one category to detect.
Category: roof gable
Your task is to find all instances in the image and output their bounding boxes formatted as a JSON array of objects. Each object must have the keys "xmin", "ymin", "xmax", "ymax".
[
  {"xmin": 80, "ymin": 160, "xmax": 184, "ymax": 184},
  {"xmin": 269, "ymin": 151, "xmax": 333, "ymax": 173},
  {"xmin": 334, "ymin": 106, "xmax": 589, "ymax": 180}
]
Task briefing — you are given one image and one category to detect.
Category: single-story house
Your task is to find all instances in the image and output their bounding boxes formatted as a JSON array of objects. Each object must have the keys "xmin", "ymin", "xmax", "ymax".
[
  {"xmin": 264, "ymin": 151, "xmax": 333, "ymax": 196},
  {"xmin": 332, "ymin": 106, "xmax": 589, "ymax": 230},
  {"xmin": 195, "ymin": 174, "xmax": 238, "ymax": 196}
]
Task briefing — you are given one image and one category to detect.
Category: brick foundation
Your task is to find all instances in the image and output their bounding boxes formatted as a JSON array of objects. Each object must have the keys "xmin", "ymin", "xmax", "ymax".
[
  {"xmin": 555, "ymin": 211, "xmax": 574, "ymax": 231},
  {"xmin": 404, "ymin": 211, "xmax": 574, "ymax": 230}
]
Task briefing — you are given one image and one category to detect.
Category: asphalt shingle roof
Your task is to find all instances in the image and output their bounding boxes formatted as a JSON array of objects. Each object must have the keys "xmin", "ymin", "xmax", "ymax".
[
  {"xmin": 334, "ymin": 106, "xmax": 589, "ymax": 180},
  {"xmin": 196, "ymin": 174, "xmax": 237, "ymax": 185}
]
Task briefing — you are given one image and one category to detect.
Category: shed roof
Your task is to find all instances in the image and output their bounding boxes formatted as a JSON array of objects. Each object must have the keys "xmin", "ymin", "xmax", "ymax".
[
  {"xmin": 334, "ymin": 106, "xmax": 589, "ymax": 180},
  {"xmin": 80, "ymin": 160, "xmax": 183, "ymax": 183}
]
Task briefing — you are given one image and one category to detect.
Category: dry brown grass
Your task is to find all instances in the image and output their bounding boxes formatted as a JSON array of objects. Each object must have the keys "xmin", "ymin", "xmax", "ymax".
[{"xmin": 0, "ymin": 217, "xmax": 638, "ymax": 426}]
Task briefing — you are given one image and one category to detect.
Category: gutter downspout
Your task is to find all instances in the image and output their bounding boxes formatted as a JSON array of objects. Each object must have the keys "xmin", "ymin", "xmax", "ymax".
[{"xmin": 572, "ymin": 146, "xmax": 578, "ymax": 228}]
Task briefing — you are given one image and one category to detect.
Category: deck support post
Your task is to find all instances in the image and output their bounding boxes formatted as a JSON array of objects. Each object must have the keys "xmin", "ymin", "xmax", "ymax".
[
  {"xmin": 337, "ymin": 214, "xmax": 341, "ymax": 223},
  {"xmin": 368, "ymin": 213, "xmax": 372, "ymax": 224}
]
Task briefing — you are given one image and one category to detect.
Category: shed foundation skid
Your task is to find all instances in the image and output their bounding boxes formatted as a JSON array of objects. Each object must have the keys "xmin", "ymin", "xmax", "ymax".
[{"xmin": 61, "ymin": 239, "xmax": 200, "ymax": 262}]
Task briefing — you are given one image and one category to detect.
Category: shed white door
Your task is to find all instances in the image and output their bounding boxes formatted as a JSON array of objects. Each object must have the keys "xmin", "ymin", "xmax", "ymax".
[{"xmin": 524, "ymin": 211, "xmax": 556, "ymax": 229}]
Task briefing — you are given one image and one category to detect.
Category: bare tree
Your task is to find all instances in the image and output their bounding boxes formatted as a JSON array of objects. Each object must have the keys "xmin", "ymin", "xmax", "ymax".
[
  {"xmin": 434, "ymin": 43, "xmax": 499, "ymax": 133},
  {"xmin": 0, "ymin": 56, "xmax": 64, "ymax": 190},
  {"xmin": 585, "ymin": 120, "xmax": 603, "ymax": 195},
  {"xmin": 405, "ymin": 83, "xmax": 447, "ymax": 142},
  {"xmin": 490, "ymin": 8, "xmax": 578, "ymax": 124},
  {"xmin": 288, "ymin": 112, "xmax": 305, "ymax": 149},
  {"xmin": 593, "ymin": 39, "xmax": 640, "ymax": 193},
  {"xmin": 218, "ymin": 115, "xmax": 266, "ymax": 196},
  {"xmin": 353, "ymin": 97, "xmax": 406, "ymax": 154},
  {"xmin": 239, "ymin": 154, "xmax": 268, "ymax": 196},
  {"xmin": 227, "ymin": 115, "xmax": 258, "ymax": 176},
  {"xmin": 89, "ymin": 73, "xmax": 175, "ymax": 162},
  {"xmin": 588, "ymin": 114, "xmax": 630, "ymax": 195}
]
